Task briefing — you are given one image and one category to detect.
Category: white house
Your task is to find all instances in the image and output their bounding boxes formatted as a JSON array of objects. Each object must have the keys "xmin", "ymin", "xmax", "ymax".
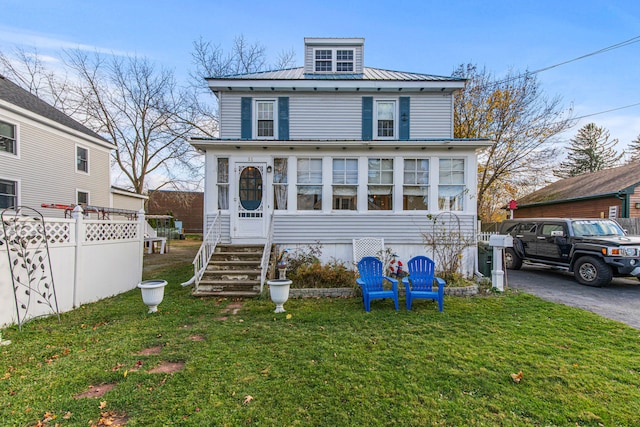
[
  {"xmin": 192, "ymin": 38, "xmax": 491, "ymax": 277},
  {"xmin": 0, "ymin": 74, "xmax": 145, "ymax": 216}
]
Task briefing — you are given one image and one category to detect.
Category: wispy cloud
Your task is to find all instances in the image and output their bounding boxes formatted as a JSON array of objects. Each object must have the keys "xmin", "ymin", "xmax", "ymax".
[{"xmin": 0, "ymin": 25, "xmax": 134, "ymax": 57}]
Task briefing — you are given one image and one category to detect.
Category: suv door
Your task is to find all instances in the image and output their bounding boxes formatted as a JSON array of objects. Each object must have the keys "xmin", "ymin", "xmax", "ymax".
[
  {"xmin": 504, "ymin": 221, "xmax": 537, "ymax": 258},
  {"xmin": 535, "ymin": 222, "xmax": 570, "ymax": 261}
]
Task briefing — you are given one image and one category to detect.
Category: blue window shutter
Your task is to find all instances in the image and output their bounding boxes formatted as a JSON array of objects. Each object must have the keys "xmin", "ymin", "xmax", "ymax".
[
  {"xmin": 241, "ymin": 97, "xmax": 252, "ymax": 139},
  {"xmin": 362, "ymin": 97, "xmax": 373, "ymax": 140},
  {"xmin": 399, "ymin": 96, "xmax": 410, "ymax": 140},
  {"xmin": 278, "ymin": 97, "xmax": 289, "ymax": 140}
]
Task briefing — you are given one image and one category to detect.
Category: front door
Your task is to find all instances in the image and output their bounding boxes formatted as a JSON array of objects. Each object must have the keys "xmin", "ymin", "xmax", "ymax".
[{"xmin": 232, "ymin": 163, "xmax": 267, "ymax": 241}]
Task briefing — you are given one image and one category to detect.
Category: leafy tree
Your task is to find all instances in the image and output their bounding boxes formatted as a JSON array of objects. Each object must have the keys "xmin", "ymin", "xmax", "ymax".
[
  {"xmin": 626, "ymin": 134, "xmax": 640, "ymax": 163},
  {"xmin": 453, "ymin": 64, "xmax": 573, "ymax": 221},
  {"xmin": 554, "ymin": 123, "xmax": 623, "ymax": 178}
]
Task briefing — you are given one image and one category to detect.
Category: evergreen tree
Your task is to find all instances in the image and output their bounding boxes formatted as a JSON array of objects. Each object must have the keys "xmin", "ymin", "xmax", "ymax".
[
  {"xmin": 554, "ymin": 123, "xmax": 623, "ymax": 178},
  {"xmin": 626, "ymin": 134, "xmax": 640, "ymax": 163}
]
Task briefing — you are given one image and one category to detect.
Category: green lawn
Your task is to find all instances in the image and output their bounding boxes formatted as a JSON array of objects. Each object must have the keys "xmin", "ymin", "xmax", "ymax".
[{"xmin": 1, "ymin": 264, "xmax": 639, "ymax": 426}]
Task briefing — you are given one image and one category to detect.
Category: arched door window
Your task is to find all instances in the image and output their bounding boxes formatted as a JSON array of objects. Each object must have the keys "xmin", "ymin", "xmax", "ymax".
[{"xmin": 239, "ymin": 167, "xmax": 263, "ymax": 211}]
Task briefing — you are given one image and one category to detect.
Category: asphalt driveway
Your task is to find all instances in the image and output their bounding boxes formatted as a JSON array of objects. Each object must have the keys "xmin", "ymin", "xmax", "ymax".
[{"xmin": 505, "ymin": 264, "xmax": 640, "ymax": 330}]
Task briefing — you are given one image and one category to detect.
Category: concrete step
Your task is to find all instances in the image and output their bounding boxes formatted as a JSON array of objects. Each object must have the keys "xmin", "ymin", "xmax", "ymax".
[{"xmin": 192, "ymin": 290, "xmax": 261, "ymax": 297}]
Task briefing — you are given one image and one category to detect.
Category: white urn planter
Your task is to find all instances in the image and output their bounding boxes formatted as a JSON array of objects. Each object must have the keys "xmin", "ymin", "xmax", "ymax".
[
  {"xmin": 268, "ymin": 279, "xmax": 291, "ymax": 313},
  {"xmin": 138, "ymin": 280, "xmax": 168, "ymax": 313}
]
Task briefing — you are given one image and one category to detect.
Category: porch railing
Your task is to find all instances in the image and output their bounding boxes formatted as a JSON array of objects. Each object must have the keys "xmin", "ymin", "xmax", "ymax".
[
  {"xmin": 181, "ymin": 212, "xmax": 221, "ymax": 289},
  {"xmin": 259, "ymin": 215, "xmax": 275, "ymax": 293}
]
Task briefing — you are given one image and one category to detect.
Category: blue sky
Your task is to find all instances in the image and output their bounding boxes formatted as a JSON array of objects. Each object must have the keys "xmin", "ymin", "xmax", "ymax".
[{"xmin": 1, "ymin": 0, "xmax": 639, "ymax": 152}]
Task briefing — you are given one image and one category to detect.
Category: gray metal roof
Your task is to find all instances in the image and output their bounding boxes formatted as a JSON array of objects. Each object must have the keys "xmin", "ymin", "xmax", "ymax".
[
  {"xmin": 208, "ymin": 66, "xmax": 463, "ymax": 82},
  {"xmin": 0, "ymin": 75, "xmax": 111, "ymax": 144}
]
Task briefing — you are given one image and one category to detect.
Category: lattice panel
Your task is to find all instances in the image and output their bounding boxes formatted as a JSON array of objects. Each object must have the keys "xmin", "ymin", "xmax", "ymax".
[
  {"xmin": 85, "ymin": 221, "xmax": 139, "ymax": 241},
  {"xmin": 45, "ymin": 222, "xmax": 72, "ymax": 244},
  {"xmin": 353, "ymin": 237, "xmax": 385, "ymax": 263}
]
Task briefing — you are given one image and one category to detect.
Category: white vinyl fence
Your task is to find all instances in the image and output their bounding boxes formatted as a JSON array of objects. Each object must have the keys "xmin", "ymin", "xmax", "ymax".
[{"xmin": 0, "ymin": 206, "xmax": 145, "ymax": 328}]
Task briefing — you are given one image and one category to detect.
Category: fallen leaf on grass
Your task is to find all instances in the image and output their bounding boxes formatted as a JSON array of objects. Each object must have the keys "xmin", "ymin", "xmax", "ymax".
[
  {"xmin": 243, "ymin": 395, "xmax": 254, "ymax": 405},
  {"xmin": 510, "ymin": 371, "xmax": 523, "ymax": 383},
  {"xmin": 99, "ymin": 400, "xmax": 107, "ymax": 409},
  {"xmin": 63, "ymin": 411, "xmax": 72, "ymax": 419},
  {"xmin": 286, "ymin": 314, "xmax": 292, "ymax": 319}
]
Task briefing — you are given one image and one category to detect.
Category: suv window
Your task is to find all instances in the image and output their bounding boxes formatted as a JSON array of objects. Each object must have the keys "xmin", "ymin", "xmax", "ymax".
[
  {"xmin": 505, "ymin": 222, "xmax": 536, "ymax": 234},
  {"xmin": 540, "ymin": 223, "xmax": 565, "ymax": 236}
]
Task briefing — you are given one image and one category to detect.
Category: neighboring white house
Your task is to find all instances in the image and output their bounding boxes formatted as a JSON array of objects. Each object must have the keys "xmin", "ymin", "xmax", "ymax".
[
  {"xmin": 192, "ymin": 38, "xmax": 492, "ymax": 274},
  {"xmin": 0, "ymin": 74, "xmax": 144, "ymax": 216}
]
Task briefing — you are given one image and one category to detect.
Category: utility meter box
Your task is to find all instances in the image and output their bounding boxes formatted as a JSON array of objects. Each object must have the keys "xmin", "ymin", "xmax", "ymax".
[{"xmin": 489, "ymin": 234, "xmax": 513, "ymax": 248}]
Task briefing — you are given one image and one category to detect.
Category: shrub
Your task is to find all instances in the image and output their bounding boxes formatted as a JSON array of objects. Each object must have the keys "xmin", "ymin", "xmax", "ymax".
[{"xmin": 288, "ymin": 258, "xmax": 357, "ymax": 289}]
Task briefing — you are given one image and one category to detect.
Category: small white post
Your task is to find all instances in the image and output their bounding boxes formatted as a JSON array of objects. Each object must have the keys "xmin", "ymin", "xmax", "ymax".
[
  {"xmin": 137, "ymin": 209, "xmax": 146, "ymax": 283},
  {"xmin": 489, "ymin": 234, "xmax": 513, "ymax": 292},
  {"xmin": 71, "ymin": 205, "xmax": 84, "ymax": 308}
]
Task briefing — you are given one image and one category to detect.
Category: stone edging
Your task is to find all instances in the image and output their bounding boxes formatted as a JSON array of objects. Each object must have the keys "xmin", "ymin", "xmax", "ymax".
[{"xmin": 288, "ymin": 285, "xmax": 478, "ymax": 299}]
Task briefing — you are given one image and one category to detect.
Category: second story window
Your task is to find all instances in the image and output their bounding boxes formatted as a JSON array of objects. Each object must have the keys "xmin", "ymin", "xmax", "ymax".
[
  {"xmin": 77, "ymin": 146, "xmax": 89, "ymax": 173},
  {"xmin": 256, "ymin": 101, "xmax": 275, "ymax": 138},
  {"xmin": 376, "ymin": 100, "xmax": 396, "ymax": 138},
  {"xmin": 0, "ymin": 120, "xmax": 16, "ymax": 155}
]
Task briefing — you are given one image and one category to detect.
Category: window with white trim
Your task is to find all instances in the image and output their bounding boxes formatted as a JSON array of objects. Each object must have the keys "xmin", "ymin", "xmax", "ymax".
[
  {"xmin": 375, "ymin": 100, "xmax": 396, "ymax": 138},
  {"xmin": 332, "ymin": 158, "xmax": 358, "ymax": 210},
  {"xmin": 217, "ymin": 158, "xmax": 229, "ymax": 210},
  {"xmin": 256, "ymin": 100, "xmax": 275, "ymax": 138},
  {"xmin": 273, "ymin": 158, "xmax": 288, "ymax": 210},
  {"xmin": 0, "ymin": 120, "xmax": 16, "ymax": 155},
  {"xmin": 314, "ymin": 48, "xmax": 355, "ymax": 73},
  {"xmin": 297, "ymin": 158, "xmax": 322, "ymax": 210},
  {"xmin": 77, "ymin": 191, "xmax": 89, "ymax": 205},
  {"xmin": 336, "ymin": 50, "xmax": 354, "ymax": 72},
  {"xmin": 77, "ymin": 146, "xmax": 89, "ymax": 173},
  {"xmin": 368, "ymin": 158, "xmax": 393, "ymax": 210},
  {"xmin": 438, "ymin": 158, "xmax": 465, "ymax": 211},
  {"xmin": 0, "ymin": 179, "xmax": 17, "ymax": 209},
  {"xmin": 404, "ymin": 159, "xmax": 429, "ymax": 210}
]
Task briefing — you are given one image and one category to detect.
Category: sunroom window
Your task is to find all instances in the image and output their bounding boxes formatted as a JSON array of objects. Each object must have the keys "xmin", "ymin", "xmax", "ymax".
[
  {"xmin": 438, "ymin": 158, "xmax": 465, "ymax": 211},
  {"xmin": 297, "ymin": 158, "xmax": 322, "ymax": 210},
  {"xmin": 273, "ymin": 158, "xmax": 288, "ymax": 210},
  {"xmin": 217, "ymin": 158, "xmax": 229, "ymax": 210},
  {"xmin": 332, "ymin": 158, "xmax": 358, "ymax": 210},
  {"xmin": 404, "ymin": 159, "xmax": 429, "ymax": 210},
  {"xmin": 368, "ymin": 158, "xmax": 393, "ymax": 210}
]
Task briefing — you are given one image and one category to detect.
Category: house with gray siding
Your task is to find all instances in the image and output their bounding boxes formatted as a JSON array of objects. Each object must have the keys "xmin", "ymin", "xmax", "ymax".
[
  {"xmin": 192, "ymin": 38, "xmax": 491, "ymax": 275},
  {"xmin": 0, "ymin": 75, "xmax": 143, "ymax": 216}
]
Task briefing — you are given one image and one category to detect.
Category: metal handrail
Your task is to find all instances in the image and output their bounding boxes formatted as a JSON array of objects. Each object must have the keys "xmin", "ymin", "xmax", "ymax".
[
  {"xmin": 259, "ymin": 215, "xmax": 275, "ymax": 293},
  {"xmin": 181, "ymin": 212, "xmax": 221, "ymax": 288}
]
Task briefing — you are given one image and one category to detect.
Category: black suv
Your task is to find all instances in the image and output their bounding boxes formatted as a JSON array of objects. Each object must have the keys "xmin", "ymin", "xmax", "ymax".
[{"xmin": 499, "ymin": 218, "xmax": 640, "ymax": 287}]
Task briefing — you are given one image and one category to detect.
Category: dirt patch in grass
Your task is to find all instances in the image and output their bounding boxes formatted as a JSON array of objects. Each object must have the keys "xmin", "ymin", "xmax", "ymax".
[
  {"xmin": 147, "ymin": 361, "xmax": 185, "ymax": 374},
  {"xmin": 143, "ymin": 237, "xmax": 201, "ymax": 275},
  {"xmin": 188, "ymin": 335, "xmax": 205, "ymax": 341},
  {"xmin": 74, "ymin": 383, "xmax": 117, "ymax": 399},
  {"xmin": 137, "ymin": 345, "xmax": 162, "ymax": 356}
]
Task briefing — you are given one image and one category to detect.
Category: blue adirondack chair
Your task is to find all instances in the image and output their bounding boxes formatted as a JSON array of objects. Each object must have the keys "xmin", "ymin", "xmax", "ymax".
[
  {"xmin": 402, "ymin": 256, "xmax": 445, "ymax": 311},
  {"xmin": 356, "ymin": 256, "xmax": 399, "ymax": 312}
]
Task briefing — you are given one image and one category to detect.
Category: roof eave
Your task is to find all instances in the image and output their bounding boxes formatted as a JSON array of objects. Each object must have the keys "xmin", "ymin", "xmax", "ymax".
[{"xmin": 206, "ymin": 79, "xmax": 465, "ymax": 93}]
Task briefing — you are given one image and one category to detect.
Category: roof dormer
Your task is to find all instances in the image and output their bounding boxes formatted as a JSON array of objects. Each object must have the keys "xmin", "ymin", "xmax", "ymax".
[{"xmin": 304, "ymin": 38, "xmax": 365, "ymax": 75}]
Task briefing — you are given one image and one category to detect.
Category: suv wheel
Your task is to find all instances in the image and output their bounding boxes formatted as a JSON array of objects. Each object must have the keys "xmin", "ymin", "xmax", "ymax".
[
  {"xmin": 574, "ymin": 256, "xmax": 612, "ymax": 287},
  {"xmin": 504, "ymin": 248, "xmax": 523, "ymax": 270}
]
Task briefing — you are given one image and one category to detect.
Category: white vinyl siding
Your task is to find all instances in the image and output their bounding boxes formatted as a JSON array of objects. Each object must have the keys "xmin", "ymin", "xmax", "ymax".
[
  {"xmin": 219, "ymin": 93, "xmax": 452, "ymax": 140},
  {"xmin": 0, "ymin": 114, "xmax": 112, "ymax": 217},
  {"xmin": 410, "ymin": 94, "xmax": 454, "ymax": 138}
]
